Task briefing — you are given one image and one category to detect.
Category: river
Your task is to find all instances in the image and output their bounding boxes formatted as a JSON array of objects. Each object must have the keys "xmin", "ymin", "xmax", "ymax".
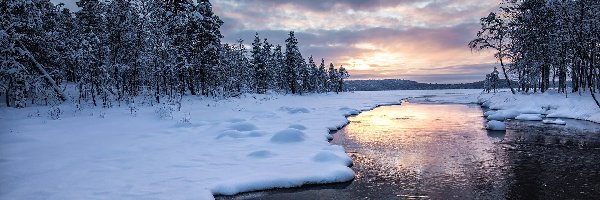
[{"xmin": 220, "ymin": 102, "xmax": 600, "ymax": 199}]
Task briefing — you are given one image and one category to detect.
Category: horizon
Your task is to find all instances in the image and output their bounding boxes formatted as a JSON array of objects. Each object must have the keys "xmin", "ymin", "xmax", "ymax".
[{"xmin": 51, "ymin": 0, "xmax": 500, "ymax": 84}]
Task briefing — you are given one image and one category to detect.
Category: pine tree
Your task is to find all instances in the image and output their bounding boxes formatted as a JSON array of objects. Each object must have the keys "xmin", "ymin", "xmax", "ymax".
[
  {"xmin": 328, "ymin": 63, "xmax": 338, "ymax": 93},
  {"xmin": 317, "ymin": 58, "xmax": 327, "ymax": 93},
  {"xmin": 251, "ymin": 33, "xmax": 267, "ymax": 93},
  {"xmin": 272, "ymin": 45, "xmax": 286, "ymax": 91},
  {"xmin": 285, "ymin": 31, "xmax": 302, "ymax": 94},
  {"xmin": 337, "ymin": 66, "xmax": 349, "ymax": 92},
  {"xmin": 196, "ymin": 0, "xmax": 223, "ymax": 96},
  {"xmin": 305, "ymin": 56, "xmax": 318, "ymax": 92}
]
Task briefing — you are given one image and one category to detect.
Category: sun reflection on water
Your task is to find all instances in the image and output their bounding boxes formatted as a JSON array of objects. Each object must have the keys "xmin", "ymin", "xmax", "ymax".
[{"xmin": 333, "ymin": 102, "xmax": 506, "ymax": 197}]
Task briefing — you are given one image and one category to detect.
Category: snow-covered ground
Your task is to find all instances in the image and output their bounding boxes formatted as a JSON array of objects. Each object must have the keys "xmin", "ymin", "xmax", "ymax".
[
  {"xmin": 2, "ymin": 89, "xmax": 598, "ymax": 200},
  {"xmin": 0, "ymin": 90, "xmax": 481, "ymax": 200},
  {"xmin": 478, "ymin": 90, "xmax": 600, "ymax": 124}
]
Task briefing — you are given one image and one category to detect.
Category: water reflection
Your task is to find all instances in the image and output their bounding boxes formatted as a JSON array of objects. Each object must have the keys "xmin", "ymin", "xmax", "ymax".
[
  {"xmin": 219, "ymin": 103, "xmax": 600, "ymax": 200},
  {"xmin": 337, "ymin": 103, "xmax": 506, "ymax": 199}
]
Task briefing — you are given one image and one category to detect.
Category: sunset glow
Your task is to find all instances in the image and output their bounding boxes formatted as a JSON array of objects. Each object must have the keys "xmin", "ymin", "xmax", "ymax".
[{"xmin": 212, "ymin": 0, "xmax": 502, "ymax": 83}]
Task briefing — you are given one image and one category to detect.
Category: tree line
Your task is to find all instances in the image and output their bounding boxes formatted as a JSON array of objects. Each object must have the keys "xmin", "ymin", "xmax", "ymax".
[
  {"xmin": 0, "ymin": 0, "xmax": 349, "ymax": 108},
  {"xmin": 470, "ymin": 0, "xmax": 600, "ymax": 107}
]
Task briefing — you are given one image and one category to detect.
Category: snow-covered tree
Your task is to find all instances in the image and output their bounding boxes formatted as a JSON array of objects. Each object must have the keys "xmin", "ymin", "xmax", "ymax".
[
  {"xmin": 473, "ymin": 0, "xmax": 600, "ymax": 107},
  {"xmin": 251, "ymin": 33, "xmax": 267, "ymax": 93},
  {"xmin": 469, "ymin": 11, "xmax": 515, "ymax": 94},
  {"xmin": 0, "ymin": 0, "xmax": 349, "ymax": 108},
  {"xmin": 0, "ymin": 0, "xmax": 70, "ymax": 107},
  {"xmin": 284, "ymin": 31, "xmax": 302, "ymax": 94}
]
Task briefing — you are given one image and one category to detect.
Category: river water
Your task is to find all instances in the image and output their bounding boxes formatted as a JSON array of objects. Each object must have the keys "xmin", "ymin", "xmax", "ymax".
[{"xmin": 221, "ymin": 103, "xmax": 600, "ymax": 199}]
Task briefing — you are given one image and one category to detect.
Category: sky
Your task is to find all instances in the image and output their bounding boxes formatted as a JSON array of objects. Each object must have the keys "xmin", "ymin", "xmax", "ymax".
[{"xmin": 51, "ymin": 0, "xmax": 500, "ymax": 83}]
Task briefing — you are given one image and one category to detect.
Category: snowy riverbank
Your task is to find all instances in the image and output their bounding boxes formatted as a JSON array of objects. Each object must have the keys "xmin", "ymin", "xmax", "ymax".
[
  {"xmin": 478, "ymin": 90, "xmax": 600, "ymax": 124},
  {"xmin": 0, "ymin": 90, "xmax": 480, "ymax": 200},
  {"xmin": 2, "ymin": 89, "xmax": 598, "ymax": 199}
]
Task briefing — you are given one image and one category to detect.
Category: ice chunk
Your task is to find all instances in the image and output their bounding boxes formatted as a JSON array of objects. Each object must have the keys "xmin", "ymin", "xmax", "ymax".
[
  {"xmin": 486, "ymin": 120, "xmax": 506, "ymax": 131},
  {"xmin": 515, "ymin": 114, "xmax": 543, "ymax": 121},
  {"xmin": 270, "ymin": 128, "xmax": 306, "ymax": 143},
  {"xmin": 543, "ymin": 119, "xmax": 566, "ymax": 125}
]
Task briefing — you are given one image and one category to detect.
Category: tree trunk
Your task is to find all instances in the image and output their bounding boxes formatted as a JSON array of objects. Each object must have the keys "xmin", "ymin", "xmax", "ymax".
[
  {"xmin": 499, "ymin": 59, "xmax": 516, "ymax": 94},
  {"xmin": 591, "ymin": 89, "xmax": 600, "ymax": 109},
  {"xmin": 5, "ymin": 78, "xmax": 12, "ymax": 107},
  {"xmin": 17, "ymin": 42, "xmax": 69, "ymax": 102}
]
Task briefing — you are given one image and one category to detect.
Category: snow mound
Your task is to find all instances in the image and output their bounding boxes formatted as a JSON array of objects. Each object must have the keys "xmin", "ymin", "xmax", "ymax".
[
  {"xmin": 270, "ymin": 128, "xmax": 306, "ymax": 143},
  {"xmin": 216, "ymin": 130, "xmax": 264, "ymax": 139},
  {"xmin": 483, "ymin": 110, "xmax": 496, "ymax": 117},
  {"xmin": 486, "ymin": 120, "xmax": 506, "ymax": 131},
  {"xmin": 247, "ymin": 150, "xmax": 275, "ymax": 159},
  {"xmin": 312, "ymin": 151, "xmax": 352, "ymax": 166},
  {"xmin": 246, "ymin": 130, "xmax": 266, "ymax": 137},
  {"xmin": 487, "ymin": 110, "xmax": 520, "ymax": 121},
  {"xmin": 543, "ymin": 119, "xmax": 566, "ymax": 125},
  {"xmin": 279, "ymin": 106, "xmax": 310, "ymax": 114},
  {"xmin": 229, "ymin": 122, "xmax": 258, "ymax": 131},
  {"xmin": 515, "ymin": 114, "xmax": 543, "ymax": 121},
  {"xmin": 288, "ymin": 124, "xmax": 307, "ymax": 130}
]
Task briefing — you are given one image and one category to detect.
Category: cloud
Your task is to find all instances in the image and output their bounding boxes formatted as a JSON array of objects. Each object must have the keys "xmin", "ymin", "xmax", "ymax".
[{"xmin": 213, "ymin": 0, "xmax": 500, "ymax": 83}]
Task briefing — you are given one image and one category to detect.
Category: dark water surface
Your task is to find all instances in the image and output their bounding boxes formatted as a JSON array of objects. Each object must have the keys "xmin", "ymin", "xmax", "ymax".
[{"xmin": 219, "ymin": 103, "xmax": 600, "ymax": 200}]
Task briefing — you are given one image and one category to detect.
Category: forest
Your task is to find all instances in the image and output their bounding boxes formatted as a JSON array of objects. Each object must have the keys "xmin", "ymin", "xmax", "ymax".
[
  {"xmin": 0, "ymin": 0, "xmax": 349, "ymax": 108},
  {"xmin": 470, "ymin": 0, "xmax": 600, "ymax": 107},
  {"xmin": 345, "ymin": 79, "xmax": 508, "ymax": 91}
]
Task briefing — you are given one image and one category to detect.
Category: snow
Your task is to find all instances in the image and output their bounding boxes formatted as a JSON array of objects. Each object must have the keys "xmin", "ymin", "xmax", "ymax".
[
  {"xmin": 279, "ymin": 106, "xmax": 310, "ymax": 114},
  {"xmin": 269, "ymin": 128, "xmax": 307, "ymax": 143},
  {"xmin": 515, "ymin": 114, "xmax": 543, "ymax": 121},
  {"xmin": 486, "ymin": 120, "xmax": 506, "ymax": 131},
  {"xmin": 487, "ymin": 110, "xmax": 520, "ymax": 121},
  {"xmin": 2, "ymin": 89, "xmax": 597, "ymax": 199},
  {"xmin": 483, "ymin": 110, "xmax": 496, "ymax": 117},
  {"xmin": 228, "ymin": 122, "xmax": 259, "ymax": 131},
  {"xmin": 479, "ymin": 90, "xmax": 600, "ymax": 123},
  {"xmin": 247, "ymin": 150, "xmax": 276, "ymax": 159},
  {"xmin": 0, "ymin": 90, "xmax": 482, "ymax": 200},
  {"xmin": 288, "ymin": 124, "xmax": 307, "ymax": 130},
  {"xmin": 543, "ymin": 119, "xmax": 567, "ymax": 125}
]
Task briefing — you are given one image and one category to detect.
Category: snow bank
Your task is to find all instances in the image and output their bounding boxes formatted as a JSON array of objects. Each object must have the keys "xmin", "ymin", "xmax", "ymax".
[
  {"xmin": 0, "ymin": 90, "xmax": 482, "ymax": 199},
  {"xmin": 486, "ymin": 120, "xmax": 506, "ymax": 131},
  {"xmin": 515, "ymin": 114, "xmax": 543, "ymax": 121},
  {"xmin": 487, "ymin": 110, "xmax": 520, "ymax": 121},
  {"xmin": 479, "ymin": 90, "xmax": 600, "ymax": 123},
  {"xmin": 543, "ymin": 119, "xmax": 567, "ymax": 125}
]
